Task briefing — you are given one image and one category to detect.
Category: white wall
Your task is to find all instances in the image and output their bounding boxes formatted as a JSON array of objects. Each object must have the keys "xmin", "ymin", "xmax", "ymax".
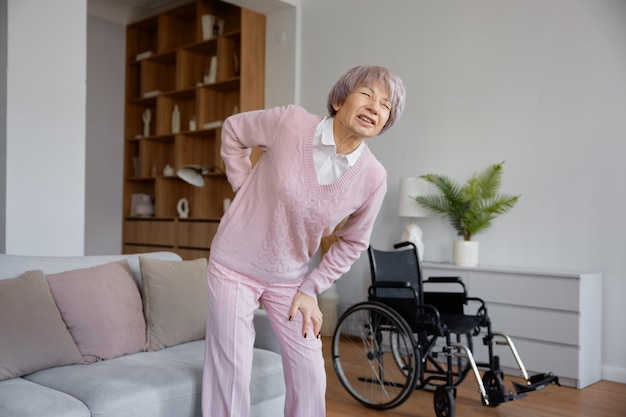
[
  {"xmin": 299, "ymin": 0, "xmax": 626, "ymax": 382},
  {"xmin": 6, "ymin": 0, "xmax": 87, "ymax": 255},
  {"xmin": 265, "ymin": 6, "xmax": 298, "ymax": 107},
  {"xmin": 0, "ymin": 0, "xmax": 7, "ymax": 253},
  {"xmin": 84, "ymin": 15, "xmax": 125, "ymax": 255}
]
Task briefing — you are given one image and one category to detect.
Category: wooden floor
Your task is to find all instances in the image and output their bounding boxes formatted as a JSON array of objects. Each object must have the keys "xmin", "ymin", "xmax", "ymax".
[{"xmin": 322, "ymin": 337, "xmax": 626, "ymax": 417}]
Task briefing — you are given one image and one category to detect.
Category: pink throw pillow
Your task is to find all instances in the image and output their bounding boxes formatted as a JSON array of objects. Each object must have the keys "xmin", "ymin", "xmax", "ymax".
[{"xmin": 47, "ymin": 260, "xmax": 146, "ymax": 364}]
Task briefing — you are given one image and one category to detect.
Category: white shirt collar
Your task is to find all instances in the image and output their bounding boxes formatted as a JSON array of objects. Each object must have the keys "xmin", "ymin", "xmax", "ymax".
[{"xmin": 321, "ymin": 117, "xmax": 364, "ymax": 166}]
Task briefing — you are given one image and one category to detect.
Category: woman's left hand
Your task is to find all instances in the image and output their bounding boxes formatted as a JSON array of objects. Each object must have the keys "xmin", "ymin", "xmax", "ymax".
[{"xmin": 289, "ymin": 291, "xmax": 323, "ymax": 339}]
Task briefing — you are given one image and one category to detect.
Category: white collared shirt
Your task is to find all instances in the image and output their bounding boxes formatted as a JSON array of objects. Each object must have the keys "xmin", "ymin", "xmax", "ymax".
[{"xmin": 313, "ymin": 117, "xmax": 365, "ymax": 185}]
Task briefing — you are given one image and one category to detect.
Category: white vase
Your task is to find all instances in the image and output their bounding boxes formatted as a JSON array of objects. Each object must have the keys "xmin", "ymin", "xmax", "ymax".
[
  {"xmin": 177, "ymin": 198, "xmax": 189, "ymax": 218},
  {"xmin": 171, "ymin": 105, "xmax": 180, "ymax": 133},
  {"xmin": 453, "ymin": 240, "xmax": 479, "ymax": 267}
]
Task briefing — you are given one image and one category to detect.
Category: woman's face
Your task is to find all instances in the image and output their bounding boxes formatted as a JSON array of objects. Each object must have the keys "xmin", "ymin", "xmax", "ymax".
[{"xmin": 333, "ymin": 81, "xmax": 392, "ymax": 140}]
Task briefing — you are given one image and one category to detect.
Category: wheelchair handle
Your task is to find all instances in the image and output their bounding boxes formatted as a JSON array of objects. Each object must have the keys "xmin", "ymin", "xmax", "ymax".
[{"xmin": 393, "ymin": 241, "xmax": 416, "ymax": 250}]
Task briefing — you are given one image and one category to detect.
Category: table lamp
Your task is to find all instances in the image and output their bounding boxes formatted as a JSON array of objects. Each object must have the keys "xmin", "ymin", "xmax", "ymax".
[{"xmin": 398, "ymin": 177, "xmax": 429, "ymax": 261}]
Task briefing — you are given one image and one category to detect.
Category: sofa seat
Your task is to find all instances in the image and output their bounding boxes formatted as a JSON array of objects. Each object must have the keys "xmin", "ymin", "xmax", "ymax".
[
  {"xmin": 23, "ymin": 340, "xmax": 285, "ymax": 417},
  {"xmin": 0, "ymin": 378, "xmax": 89, "ymax": 417}
]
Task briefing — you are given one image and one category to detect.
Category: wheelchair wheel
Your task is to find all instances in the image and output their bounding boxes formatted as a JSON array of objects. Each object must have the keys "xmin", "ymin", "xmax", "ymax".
[
  {"xmin": 433, "ymin": 386, "xmax": 455, "ymax": 417},
  {"xmin": 482, "ymin": 370, "xmax": 506, "ymax": 407},
  {"xmin": 332, "ymin": 301, "xmax": 419, "ymax": 410}
]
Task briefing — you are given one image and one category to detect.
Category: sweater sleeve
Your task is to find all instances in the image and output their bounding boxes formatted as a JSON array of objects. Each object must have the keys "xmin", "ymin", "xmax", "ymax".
[
  {"xmin": 221, "ymin": 106, "xmax": 289, "ymax": 192},
  {"xmin": 298, "ymin": 174, "xmax": 388, "ymax": 297}
]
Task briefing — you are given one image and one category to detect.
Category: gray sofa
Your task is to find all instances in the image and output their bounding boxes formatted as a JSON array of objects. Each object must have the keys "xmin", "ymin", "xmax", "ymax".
[{"xmin": 0, "ymin": 252, "xmax": 285, "ymax": 417}]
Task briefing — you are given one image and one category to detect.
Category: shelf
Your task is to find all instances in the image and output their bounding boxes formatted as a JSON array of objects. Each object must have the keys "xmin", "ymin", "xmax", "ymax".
[
  {"xmin": 184, "ymin": 38, "xmax": 219, "ymax": 55},
  {"xmin": 122, "ymin": 0, "xmax": 265, "ymax": 260}
]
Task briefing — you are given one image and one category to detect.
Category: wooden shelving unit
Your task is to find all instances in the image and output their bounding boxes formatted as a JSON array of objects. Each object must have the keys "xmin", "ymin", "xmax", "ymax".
[{"xmin": 122, "ymin": 0, "xmax": 265, "ymax": 259}]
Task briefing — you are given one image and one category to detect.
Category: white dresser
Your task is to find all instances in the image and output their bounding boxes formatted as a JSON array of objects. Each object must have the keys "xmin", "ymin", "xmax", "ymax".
[{"xmin": 421, "ymin": 262, "xmax": 602, "ymax": 388}]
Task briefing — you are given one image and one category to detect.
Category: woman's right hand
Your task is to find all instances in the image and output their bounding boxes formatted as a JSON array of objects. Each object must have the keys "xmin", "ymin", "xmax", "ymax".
[{"xmin": 289, "ymin": 291, "xmax": 323, "ymax": 338}]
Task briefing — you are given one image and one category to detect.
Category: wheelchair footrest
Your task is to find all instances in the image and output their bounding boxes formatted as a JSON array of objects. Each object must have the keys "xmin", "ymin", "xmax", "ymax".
[{"xmin": 512, "ymin": 372, "xmax": 560, "ymax": 394}]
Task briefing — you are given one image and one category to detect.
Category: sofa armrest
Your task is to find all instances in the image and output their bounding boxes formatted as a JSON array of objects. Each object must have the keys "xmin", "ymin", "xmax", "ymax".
[{"xmin": 253, "ymin": 309, "xmax": 281, "ymax": 355}]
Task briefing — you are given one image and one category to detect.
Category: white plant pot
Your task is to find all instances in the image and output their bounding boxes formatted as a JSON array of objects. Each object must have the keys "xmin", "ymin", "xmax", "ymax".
[{"xmin": 453, "ymin": 240, "xmax": 479, "ymax": 267}]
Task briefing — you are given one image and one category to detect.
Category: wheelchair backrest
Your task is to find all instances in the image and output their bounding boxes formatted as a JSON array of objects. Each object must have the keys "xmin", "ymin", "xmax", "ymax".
[
  {"xmin": 367, "ymin": 244, "xmax": 427, "ymax": 330},
  {"xmin": 368, "ymin": 245, "xmax": 424, "ymax": 303},
  {"xmin": 368, "ymin": 244, "xmax": 467, "ymax": 332}
]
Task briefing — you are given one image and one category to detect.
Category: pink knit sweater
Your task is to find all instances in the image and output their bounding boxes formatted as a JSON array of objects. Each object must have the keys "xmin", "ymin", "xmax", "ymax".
[{"xmin": 210, "ymin": 105, "xmax": 387, "ymax": 297}]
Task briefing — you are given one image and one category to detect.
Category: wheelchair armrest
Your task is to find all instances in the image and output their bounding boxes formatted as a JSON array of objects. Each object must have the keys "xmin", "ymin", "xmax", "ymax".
[
  {"xmin": 467, "ymin": 296, "xmax": 488, "ymax": 311},
  {"xmin": 424, "ymin": 276, "xmax": 462, "ymax": 283},
  {"xmin": 368, "ymin": 282, "xmax": 420, "ymax": 302},
  {"xmin": 370, "ymin": 281, "xmax": 412, "ymax": 288},
  {"xmin": 424, "ymin": 276, "xmax": 468, "ymax": 294}
]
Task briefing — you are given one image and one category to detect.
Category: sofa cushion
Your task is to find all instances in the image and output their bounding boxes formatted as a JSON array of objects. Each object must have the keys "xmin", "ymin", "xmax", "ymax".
[
  {"xmin": 0, "ymin": 270, "xmax": 83, "ymax": 380},
  {"xmin": 47, "ymin": 260, "xmax": 146, "ymax": 364},
  {"xmin": 139, "ymin": 257, "xmax": 208, "ymax": 351},
  {"xmin": 24, "ymin": 340, "xmax": 285, "ymax": 417},
  {"xmin": 0, "ymin": 378, "xmax": 90, "ymax": 417}
]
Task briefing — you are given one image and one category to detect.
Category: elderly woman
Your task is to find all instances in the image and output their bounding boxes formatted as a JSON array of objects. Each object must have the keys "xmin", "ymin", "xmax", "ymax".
[{"xmin": 202, "ymin": 65, "xmax": 406, "ymax": 417}]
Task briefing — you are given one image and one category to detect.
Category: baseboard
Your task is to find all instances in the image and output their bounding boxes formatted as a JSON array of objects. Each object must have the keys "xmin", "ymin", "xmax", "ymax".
[{"xmin": 602, "ymin": 365, "xmax": 626, "ymax": 384}]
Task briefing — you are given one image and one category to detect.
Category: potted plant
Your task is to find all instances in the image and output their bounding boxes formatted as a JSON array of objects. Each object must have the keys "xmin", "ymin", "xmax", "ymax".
[{"xmin": 414, "ymin": 161, "xmax": 520, "ymax": 266}]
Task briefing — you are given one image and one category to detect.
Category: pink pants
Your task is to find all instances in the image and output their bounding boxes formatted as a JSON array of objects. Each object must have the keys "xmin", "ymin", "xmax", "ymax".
[{"xmin": 202, "ymin": 260, "xmax": 326, "ymax": 417}]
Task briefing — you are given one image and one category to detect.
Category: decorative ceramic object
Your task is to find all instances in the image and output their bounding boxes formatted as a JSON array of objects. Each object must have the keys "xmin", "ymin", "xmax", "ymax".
[
  {"xmin": 132, "ymin": 194, "xmax": 154, "ymax": 217},
  {"xmin": 201, "ymin": 15, "xmax": 224, "ymax": 39},
  {"xmin": 177, "ymin": 198, "xmax": 189, "ymax": 218},
  {"xmin": 189, "ymin": 116, "xmax": 196, "ymax": 131},
  {"xmin": 401, "ymin": 223, "xmax": 425, "ymax": 262},
  {"xmin": 223, "ymin": 197, "xmax": 231, "ymax": 214},
  {"xmin": 142, "ymin": 109, "xmax": 151, "ymax": 137},
  {"xmin": 171, "ymin": 105, "xmax": 180, "ymax": 133},
  {"xmin": 203, "ymin": 120, "xmax": 223, "ymax": 130},
  {"xmin": 163, "ymin": 164, "xmax": 175, "ymax": 177},
  {"xmin": 205, "ymin": 56, "xmax": 217, "ymax": 84},
  {"xmin": 201, "ymin": 15, "xmax": 217, "ymax": 40},
  {"xmin": 136, "ymin": 51, "xmax": 153, "ymax": 60}
]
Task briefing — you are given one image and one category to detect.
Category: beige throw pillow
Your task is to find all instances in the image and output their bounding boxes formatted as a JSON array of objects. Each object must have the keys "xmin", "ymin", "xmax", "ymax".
[
  {"xmin": 46, "ymin": 260, "xmax": 146, "ymax": 364},
  {"xmin": 139, "ymin": 257, "xmax": 208, "ymax": 351},
  {"xmin": 0, "ymin": 270, "xmax": 82, "ymax": 380}
]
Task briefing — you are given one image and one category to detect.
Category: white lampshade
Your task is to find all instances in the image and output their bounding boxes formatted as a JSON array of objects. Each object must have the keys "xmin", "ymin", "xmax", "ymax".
[
  {"xmin": 398, "ymin": 177, "xmax": 429, "ymax": 218},
  {"xmin": 177, "ymin": 165, "xmax": 223, "ymax": 188},
  {"xmin": 176, "ymin": 166, "xmax": 204, "ymax": 187}
]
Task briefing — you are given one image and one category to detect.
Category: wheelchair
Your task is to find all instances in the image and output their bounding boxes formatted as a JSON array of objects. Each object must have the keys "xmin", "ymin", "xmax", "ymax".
[{"xmin": 331, "ymin": 242, "xmax": 560, "ymax": 417}]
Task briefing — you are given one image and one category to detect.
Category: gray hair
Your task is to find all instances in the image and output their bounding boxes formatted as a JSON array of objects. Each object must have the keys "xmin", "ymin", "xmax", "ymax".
[{"xmin": 327, "ymin": 65, "xmax": 406, "ymax": 135}]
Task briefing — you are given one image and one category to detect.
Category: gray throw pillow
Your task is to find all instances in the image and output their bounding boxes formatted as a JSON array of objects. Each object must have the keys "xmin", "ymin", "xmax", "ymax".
[
  {"xmin": 139, "ymin": 257, "xmax": 208, "ymax": 351},
  {"xmin": 0, "ymin": 270, "xmax": 82, "ymax": 380}
]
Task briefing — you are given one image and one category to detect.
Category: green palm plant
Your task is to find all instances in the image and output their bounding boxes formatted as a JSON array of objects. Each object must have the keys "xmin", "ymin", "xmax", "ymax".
[{"xmin": 415, "ymin": 161, "xmax": 520, "ymax": 241}]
